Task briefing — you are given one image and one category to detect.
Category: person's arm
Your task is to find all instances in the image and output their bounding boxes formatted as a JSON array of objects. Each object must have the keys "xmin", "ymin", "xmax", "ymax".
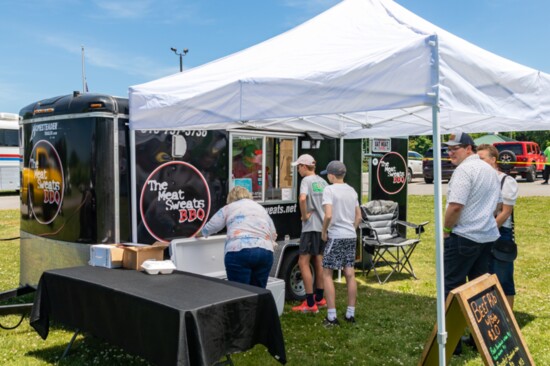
[
  {"xmin": 268, "ymin": 216, "xmax": 277, "ymax": 242},
  {"xmin": 443, "ymin": 202, "xmax": 464, "ymax": 238},
  {"xmin": 495, "ymin": 204, "xmax": 513, "ymax": 228},
  {"xmin": 321, "ymin": 204, "xmax": 332, "ymax": 242},
  {"xmin": 354, "ymin": 205, "xmax": 361, "ymax": 230},
  {"xmin": 299, "ymin": 193, "xmax": 311, "ymax": 221},
  {"xmin": 200, "ymin": 208, "xmax": 226, "ymax": 237}
]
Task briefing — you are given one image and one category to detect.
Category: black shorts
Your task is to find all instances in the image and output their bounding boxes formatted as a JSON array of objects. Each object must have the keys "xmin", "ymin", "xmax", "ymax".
[{"xmin": 299, "ymin": 231, "xmax": 325, "ymax": 256}]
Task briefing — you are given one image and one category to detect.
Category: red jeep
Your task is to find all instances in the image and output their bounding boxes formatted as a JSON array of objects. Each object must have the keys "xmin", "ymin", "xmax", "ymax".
[{"xmin": 493, "ymin": 141, "xmax": 546, "ymax": 182}]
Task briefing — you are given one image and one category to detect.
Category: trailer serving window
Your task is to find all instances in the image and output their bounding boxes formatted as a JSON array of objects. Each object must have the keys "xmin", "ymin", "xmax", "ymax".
[{"xmin": 230, "ymin": 133, "xmax": 297, "ymax": 203}]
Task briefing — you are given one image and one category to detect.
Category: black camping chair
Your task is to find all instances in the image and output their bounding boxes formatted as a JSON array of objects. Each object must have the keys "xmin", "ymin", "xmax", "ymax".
[{"xmin": 360, "ymin": 200, "xmax": 429, "ymax": 284}]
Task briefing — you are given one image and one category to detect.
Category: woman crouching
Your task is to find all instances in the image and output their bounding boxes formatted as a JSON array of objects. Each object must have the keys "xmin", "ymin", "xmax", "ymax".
[{"xmin": 200, "ymin": 186, "xmax": 276, "ymax": 288}]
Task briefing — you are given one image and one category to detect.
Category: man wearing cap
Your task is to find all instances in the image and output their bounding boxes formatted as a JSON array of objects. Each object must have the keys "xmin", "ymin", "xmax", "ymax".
[
  {"xmin": 443, "ymin": 132, "xmax": 501, "ymax": 294},
  {"xmin": 443, "ymin": 132, "xmax": 502, "ymax": 292},
  {"xmin": 320, "ymin": 160, "xmax": 362, "ymax": 326},
  {"xmin": 290, "ymin": 154, "xmax": 328, "ymax": 313}
]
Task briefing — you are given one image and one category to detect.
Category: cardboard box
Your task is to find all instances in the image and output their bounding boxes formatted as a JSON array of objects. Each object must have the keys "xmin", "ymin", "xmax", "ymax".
[
  {"xmin": 122, "ymin": 242, "xmax": 169, "ymax": 270},
  {"xmin": 89, "ymin": 244, "xmax": 125, "ymax": 268}
]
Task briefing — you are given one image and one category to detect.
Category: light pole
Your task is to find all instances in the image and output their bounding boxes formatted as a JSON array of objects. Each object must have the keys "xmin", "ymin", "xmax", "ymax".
[{"xmin": 170, "ymin": 47, "xmax": 188, "ymax": 72}]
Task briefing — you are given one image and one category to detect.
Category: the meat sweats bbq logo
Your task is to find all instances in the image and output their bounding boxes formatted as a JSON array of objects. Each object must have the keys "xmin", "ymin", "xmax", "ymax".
[
  {"xmin": 140, "ymin": 161, "xmax": 211, "ymax": 242},
  {"xmin": 376, "ymin": 152, "xmax": 407, "ymax": 195},
  {"xmin": 24, "ymin": 140, "xmax": 65, "ymax": 224}
]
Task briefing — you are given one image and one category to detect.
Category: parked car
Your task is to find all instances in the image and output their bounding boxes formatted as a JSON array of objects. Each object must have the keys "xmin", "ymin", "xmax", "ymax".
[
  {"xmin": 493, "ymin": 141, "xmax": 546, "ymax": 182},
  {"xmin": 422, "ymin": 147, "xmax": 456, "ymax": 183},
  {"xmin": 407, "ymin": 151, "xmax": 423, "ymax": 183}
]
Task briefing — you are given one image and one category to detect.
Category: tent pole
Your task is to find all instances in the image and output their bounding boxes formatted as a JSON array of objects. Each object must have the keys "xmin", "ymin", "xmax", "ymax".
[
  {"xmin": 130, "ymin": 129, "xmax": 138, "ymax": 243},
  {"xmin": 432, "ymin": 107, "xmax": 446, "ymax": 364},
  {"xmin": 337, "ymin": 136, "xmax": 345, "ymax": 282},
  {"xmin": 428, "ymin": 33, "xmax": 446, "ymax": 365}
]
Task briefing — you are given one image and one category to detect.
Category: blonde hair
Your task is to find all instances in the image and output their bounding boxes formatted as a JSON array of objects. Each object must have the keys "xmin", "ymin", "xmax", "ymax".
[
  {"xmin": 227, "ymin": 186, "xmax": 253, "ymax": 204},
  {"xmin": 477, "ymin": 144, "xmax": 499, "ymax": 160}
]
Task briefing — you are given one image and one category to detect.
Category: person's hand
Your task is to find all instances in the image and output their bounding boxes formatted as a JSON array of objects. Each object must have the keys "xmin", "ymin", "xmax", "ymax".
[
  {"xmin": 443, "ymin": 232, "xmax": 450, "ymax": 239},
  {"xmin": 301, "ymin": 212, "xmax": 312, "ymax": 221},
  {"xmin": 322, "ymin": 231, "xmax": 328, "ymax": 242}
]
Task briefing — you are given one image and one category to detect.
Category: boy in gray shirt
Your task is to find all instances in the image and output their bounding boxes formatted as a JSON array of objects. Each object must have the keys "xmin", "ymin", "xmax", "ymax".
[{"xmin": 291, "ymin": 154, "xmax": 328, "ymax": 313}]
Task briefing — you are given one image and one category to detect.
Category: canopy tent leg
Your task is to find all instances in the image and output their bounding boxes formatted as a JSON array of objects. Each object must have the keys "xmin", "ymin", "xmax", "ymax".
[{"xmin": 432, "ymin": 107, "xmax": 447, "ymax": 365}]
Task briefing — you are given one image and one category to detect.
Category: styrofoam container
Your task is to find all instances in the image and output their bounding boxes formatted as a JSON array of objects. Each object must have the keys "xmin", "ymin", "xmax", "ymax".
[{"xmin": 141, "ymin": 259, "xmax": 176, "ymax": 275}]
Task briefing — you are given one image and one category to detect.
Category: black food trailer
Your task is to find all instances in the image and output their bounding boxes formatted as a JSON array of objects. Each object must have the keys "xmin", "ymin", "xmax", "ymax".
[{"xmin": 13, "ymin": 92, "xmax": 365, "ymax": 302}]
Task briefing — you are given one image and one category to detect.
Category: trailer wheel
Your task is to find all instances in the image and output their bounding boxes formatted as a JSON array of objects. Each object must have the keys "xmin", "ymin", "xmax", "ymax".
[{"xmin": 280, "ymin": 249, "xmax": 314, "ymax": 301}]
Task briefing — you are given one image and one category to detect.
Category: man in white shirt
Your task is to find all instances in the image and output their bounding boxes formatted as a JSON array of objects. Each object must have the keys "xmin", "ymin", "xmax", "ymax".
[
  {"xmin": 443, "ymin": 132, "xmax": 501, "ymax": 298},
  {"xmin": 443, "ymin": 132, "xmax": 501, "ymax": 355}
]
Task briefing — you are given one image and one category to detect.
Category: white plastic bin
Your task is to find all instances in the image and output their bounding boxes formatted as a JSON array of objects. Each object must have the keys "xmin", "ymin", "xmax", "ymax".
[{"xmin": 170, "ymin": 237, "xmax": 285, "ymax": 315}]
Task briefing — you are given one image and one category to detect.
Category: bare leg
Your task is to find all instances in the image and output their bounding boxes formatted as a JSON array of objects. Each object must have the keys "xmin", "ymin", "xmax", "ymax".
[
  {"xmin": 323, "ymin": 268, "xmax": 336, "ymax": 309},
  {"xmin": 343, "ymin": 266, "xmax": 357, "ymax": 307},
  {"xmin": 507, "ymin": 295, "xmax": 514, "ymax": 310},
  {"xmin": 313, "ymin": 255, "xmax": 324, "ymax": 290},
  {"xmin": 298, "ymin": 254, "xmax": 313, "ymax": 294}
]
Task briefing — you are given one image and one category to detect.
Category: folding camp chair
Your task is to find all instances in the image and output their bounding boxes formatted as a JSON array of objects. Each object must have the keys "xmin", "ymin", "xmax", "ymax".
[{"xmin": 360, "ymin": 200, "xmax": 429, "ymax": 284}]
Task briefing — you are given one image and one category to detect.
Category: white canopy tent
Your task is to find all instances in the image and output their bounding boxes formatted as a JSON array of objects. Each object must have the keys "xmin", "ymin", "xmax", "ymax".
[{"xmin": 129, "ymin": 0, "xmax": 550, "ymax": 363}]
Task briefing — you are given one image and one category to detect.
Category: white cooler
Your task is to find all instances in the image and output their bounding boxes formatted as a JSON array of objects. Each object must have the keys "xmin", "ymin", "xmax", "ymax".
[{"xmin": 170, "ymin": 236, "xmax": 285, "ymax": 316}]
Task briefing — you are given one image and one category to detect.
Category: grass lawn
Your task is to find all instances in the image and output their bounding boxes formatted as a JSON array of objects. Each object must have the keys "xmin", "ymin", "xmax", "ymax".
[{"xmin": 1, "ymin": 196, "xmax": 549, "ymax": 365}]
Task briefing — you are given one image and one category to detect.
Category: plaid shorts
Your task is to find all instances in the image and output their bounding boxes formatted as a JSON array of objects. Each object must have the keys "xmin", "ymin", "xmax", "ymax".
[{"xmin": 322, "ymin": 237, "xmax": 356, "ymax": 270}]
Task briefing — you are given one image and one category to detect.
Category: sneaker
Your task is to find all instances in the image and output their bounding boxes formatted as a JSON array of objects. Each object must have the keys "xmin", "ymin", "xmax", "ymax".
[
  {"xmin": 344, "ymin": 316, "xmax": 356, "ymax": 324},
  {"xmin": 291, "ymin": 300, "xmax": 319, "ymax": 313},
  {"xmin": 541, "ymin": 181, "xmax": 548, "ymax": 185},
  {"xmin": 315, "ymin": 298, "xmax": 327, "ymax": 308},
  {"xmin": 322, "ymin": 316, "xmax": 340, "ymax": 327}
]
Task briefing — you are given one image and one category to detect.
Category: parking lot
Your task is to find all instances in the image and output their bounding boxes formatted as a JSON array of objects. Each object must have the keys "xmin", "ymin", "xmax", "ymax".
[
  {"xmin": 362, "ymin": 173, "xmax": 550, "ymax": 197},
  {"xmin": 407, "ymin": 176, "xmax": 550, "ymax": 196}
]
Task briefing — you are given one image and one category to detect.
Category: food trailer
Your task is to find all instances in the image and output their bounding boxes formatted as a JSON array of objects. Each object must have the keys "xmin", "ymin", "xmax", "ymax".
[{"xmin": 15, "ymin": 91, "xmax": 363, "ymax": 302}]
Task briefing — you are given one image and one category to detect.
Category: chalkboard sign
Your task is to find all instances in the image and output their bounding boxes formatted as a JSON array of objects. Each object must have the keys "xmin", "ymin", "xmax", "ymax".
[{"xmin": 419, "ymin": 274, "xmax": 534, "ymax": 366}]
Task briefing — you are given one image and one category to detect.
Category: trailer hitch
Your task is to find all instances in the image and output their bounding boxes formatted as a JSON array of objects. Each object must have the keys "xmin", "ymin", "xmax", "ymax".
[{"xmin": 0, "ymin": 285, "xmax": 35, "ymax": 330}]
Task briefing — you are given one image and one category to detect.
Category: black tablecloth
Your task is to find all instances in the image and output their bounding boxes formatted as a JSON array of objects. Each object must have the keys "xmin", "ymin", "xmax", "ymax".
[{"xmin": 30, "ymin": 266, "xmax": 286, "ymax": 365}]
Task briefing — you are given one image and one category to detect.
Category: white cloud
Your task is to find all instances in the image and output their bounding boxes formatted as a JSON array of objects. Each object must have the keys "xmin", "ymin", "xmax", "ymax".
[
  {"xmin": 40, "ymin": 34, "xmax": 173, "ymax": 79},
  {"xmin": 90, "ymin": 0, "xmax": 211, "ymax": 25},
  {"xmin": 92, "ymin": 0, "xmax": 153, "ymax": 19},
  {"xmin": 282, "ymin": 0, "xmax": 341, "ymax": 13}
]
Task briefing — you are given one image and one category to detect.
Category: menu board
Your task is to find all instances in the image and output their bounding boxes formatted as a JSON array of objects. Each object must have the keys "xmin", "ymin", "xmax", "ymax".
[{"xmin": 419, "ymin": 274, "xmax": 534, "ymax": 366}]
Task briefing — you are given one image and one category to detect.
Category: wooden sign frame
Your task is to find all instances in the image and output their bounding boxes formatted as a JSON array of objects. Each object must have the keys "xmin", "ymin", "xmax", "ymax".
[{"xmin": 419, "ymin": 274, "xmax": 534, "ymax": 365}]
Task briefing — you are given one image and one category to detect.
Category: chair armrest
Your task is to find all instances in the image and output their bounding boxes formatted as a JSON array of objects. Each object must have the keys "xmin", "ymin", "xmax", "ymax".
[{"xmin": 396, "ymin": 220, "xmax": 430, "ymax": 235}]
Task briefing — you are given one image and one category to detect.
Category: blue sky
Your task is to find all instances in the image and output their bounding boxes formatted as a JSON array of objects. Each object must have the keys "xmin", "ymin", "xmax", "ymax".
[{"xmin": 1, "ymin": 0, "xmax": 550, "ymax": 114}]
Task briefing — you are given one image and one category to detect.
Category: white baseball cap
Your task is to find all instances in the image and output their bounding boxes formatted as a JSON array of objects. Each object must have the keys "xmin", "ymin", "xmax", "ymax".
[{"xmin": 291, "ymin": 154, "xmax": 316, "ymax": 166}]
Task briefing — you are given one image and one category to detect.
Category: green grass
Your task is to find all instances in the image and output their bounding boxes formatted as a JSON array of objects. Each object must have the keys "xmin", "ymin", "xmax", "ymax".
[{"xmin": 1, "ymin": 196, "xmax": 549, "ymax": 365}]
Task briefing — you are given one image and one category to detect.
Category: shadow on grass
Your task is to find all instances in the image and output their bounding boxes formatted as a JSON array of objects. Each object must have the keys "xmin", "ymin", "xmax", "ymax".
[{"xmin": 26, "ymin": 327, "xmax": 151, "ymax": 365}]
